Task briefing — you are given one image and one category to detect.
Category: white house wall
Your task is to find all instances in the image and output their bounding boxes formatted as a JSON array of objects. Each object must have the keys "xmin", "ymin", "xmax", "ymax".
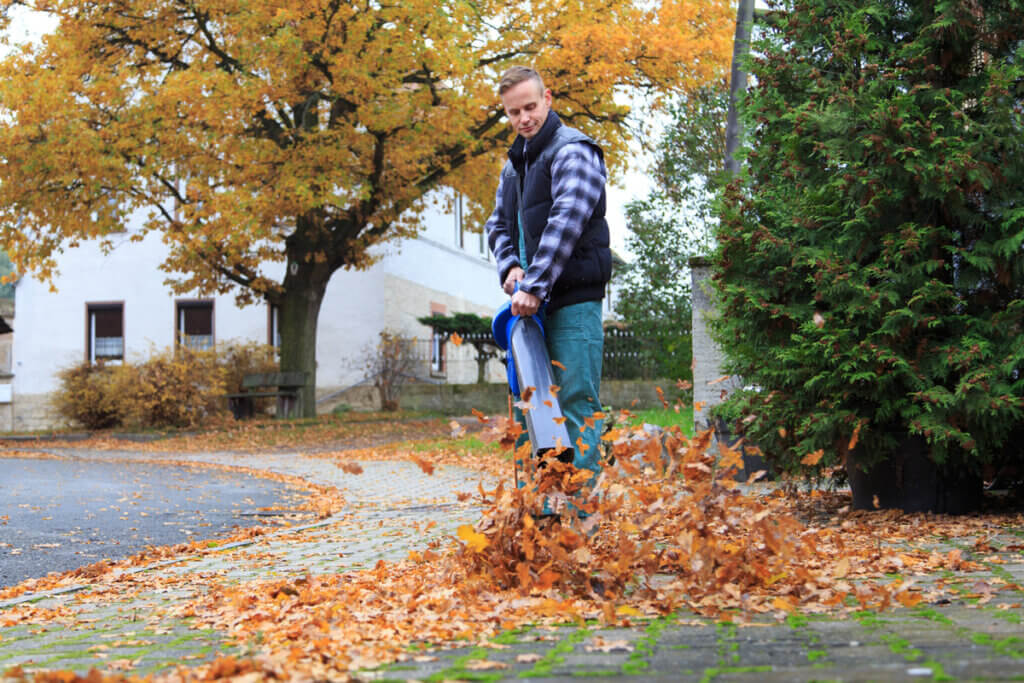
[{"xmin": 10, "ymin": 189, "xmax": 509, "ymax": 429}]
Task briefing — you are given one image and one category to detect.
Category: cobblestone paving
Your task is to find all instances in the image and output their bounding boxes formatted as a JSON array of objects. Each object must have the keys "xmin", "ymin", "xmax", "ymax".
[{"xmin": 1, "ymin": 446, "xmax": 1023, "ymax": 682}]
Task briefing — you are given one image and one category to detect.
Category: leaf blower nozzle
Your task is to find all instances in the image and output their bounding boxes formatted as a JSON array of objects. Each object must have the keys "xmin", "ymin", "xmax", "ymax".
[{"xmin": 492, "ymin": 301, "xmax": 572, "ymax": 459}]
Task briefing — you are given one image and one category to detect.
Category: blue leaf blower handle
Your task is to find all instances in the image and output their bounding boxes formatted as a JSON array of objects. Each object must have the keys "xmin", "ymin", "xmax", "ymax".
[{"xmin": 491, "ymin": 282, "xmax": 544, "ymax": 398}]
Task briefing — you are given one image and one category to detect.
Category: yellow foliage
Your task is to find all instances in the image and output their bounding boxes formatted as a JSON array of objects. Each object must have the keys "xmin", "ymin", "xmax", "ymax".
[
  {"xmin": 0, "ymin": 0, "xmax": 734, "ymax": 301},
  {"xmin": 52, "ymin": 340, "xmax": 278, "ymax": 430}
]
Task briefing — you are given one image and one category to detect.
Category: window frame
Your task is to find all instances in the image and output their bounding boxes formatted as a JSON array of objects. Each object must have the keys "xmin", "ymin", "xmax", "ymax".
[
  {"xmin": 175, "ymin": 299, "xmax": 215, "ymax": 351},
  {"xmin": 85, "ymin": 301, "xmax": 125, "ymax": 364},
  {"xmin": 268, "ymin": 303, "xmax": 281, "ymax": 350}
]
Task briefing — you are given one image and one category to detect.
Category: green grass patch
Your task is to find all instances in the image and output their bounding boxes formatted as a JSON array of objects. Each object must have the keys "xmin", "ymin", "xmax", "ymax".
[
  {"xmin": 410, "ymin": 434, "xmax": 506, "ymax": 458},
  {"xmin": 626, "ymin": 407, "xmax": 694, "ymax": 436}
]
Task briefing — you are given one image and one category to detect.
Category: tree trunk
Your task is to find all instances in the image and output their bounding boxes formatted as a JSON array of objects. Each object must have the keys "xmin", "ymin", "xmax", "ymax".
[
  {"xmin": 724, "ymin": 0, "xmax": 755, "ymax": 178},
  {"xmin": 277, "ymin": 218, "xmax": 334, "ymax": 418},
  {"xmin": 473, "ymin": 345, "xmax": 488, "ymax": 384},
  {"xmin": 846, "ymin": 434, "xmax": 983, "ymax": 514},
  {"xmin": 277, "ymin": 270, "xmax": 326, "ymax": 418}
]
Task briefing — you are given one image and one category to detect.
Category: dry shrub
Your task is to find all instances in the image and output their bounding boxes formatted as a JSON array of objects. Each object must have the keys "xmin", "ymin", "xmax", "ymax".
[
  {"xmin": 53, "ymin": 341, "xmax": 278, "ymax": 430},
  {"xmin": 52, "ymin": 362, "xmax": 128, "ymax": 430},
  {"xmin": 365, "ymin": 330, "xmax": 417, "ymax": 411},
  {"xmin": 123, "ymin": 346, "xmax": 225, "ymax": 429}
]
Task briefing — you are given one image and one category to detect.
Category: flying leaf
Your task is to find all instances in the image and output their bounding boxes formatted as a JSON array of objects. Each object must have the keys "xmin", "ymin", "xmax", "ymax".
[
  {"xmin": 411, "ymin": 455, "xmax": 435, "ymax": 475},
  {"xmin": 451, "ymin": 332, "xmax": 463, "ymax": 346},
  {"xmin": 848, "ymin": 421, "xmax": 862, "ymax": 451},
  {"xmin": 813, "ymin": 311, "xmax": 825, "ymax": 329},
  {"xmin": 551, "ymin": 359, "xmax": 566, "ymax": 371},
  {"xmin": 457, "ymin": 525, "xmax": 488, "ymax": 553},
  {"xmin": 655, "ymin": 386, "xmax": 669, "ymax": 408},
  {"xmin": 338, "ymin": 462, "xmax": 364, "ymax": 475},
  {"xmin": 472, "ymin": 408, "xmax": 489, "ymax": 423},
  {"xmin": 801, "ymin": 449, "xmax": 824, "ymax": 466},
  {"xmin": 514, "ymin": 399, "xmax": 533, "ymax": 413}
]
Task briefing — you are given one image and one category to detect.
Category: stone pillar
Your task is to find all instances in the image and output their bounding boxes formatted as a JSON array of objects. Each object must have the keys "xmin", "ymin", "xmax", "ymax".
[{"xmin": 690, "ymin": 256, "xmax": 742, "ymax": 434}]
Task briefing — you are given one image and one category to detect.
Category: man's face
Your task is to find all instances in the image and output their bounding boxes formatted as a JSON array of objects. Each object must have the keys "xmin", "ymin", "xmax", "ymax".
[{"xmin": 501, "ymin": 79, "xmax": 552, "ymax": 141}]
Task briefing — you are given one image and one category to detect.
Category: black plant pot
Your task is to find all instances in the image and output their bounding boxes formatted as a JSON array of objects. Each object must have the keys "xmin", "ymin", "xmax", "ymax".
[
  {"xmin": 846, "ymin": 434, "xmax": 983, "ymax": 514},
  {"xmin": 714, "ymin": 419, "xmax": 773, "ymax": 483}
]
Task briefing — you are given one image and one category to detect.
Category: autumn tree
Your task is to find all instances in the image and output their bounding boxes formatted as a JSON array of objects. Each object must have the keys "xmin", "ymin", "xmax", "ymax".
[{"xmin": 0, "ymin": 0, "xmax": 733, "ymax": 416}]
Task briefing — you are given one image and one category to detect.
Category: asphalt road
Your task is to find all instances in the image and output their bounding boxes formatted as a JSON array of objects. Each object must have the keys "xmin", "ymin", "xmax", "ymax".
[{"xmin": 0, "ymin": 456, "xmax": 310, "ymax": 587}]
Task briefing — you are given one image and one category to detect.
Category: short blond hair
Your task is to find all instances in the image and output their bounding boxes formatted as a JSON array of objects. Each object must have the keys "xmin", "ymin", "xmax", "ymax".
[{"xmin": 498, "ymin": 66, "xmax": 545, "ymax": 95}]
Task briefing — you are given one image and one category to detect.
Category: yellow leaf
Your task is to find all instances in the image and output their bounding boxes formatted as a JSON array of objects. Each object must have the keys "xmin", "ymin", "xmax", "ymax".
[
  {"xmin": 772, "ymin": 597, "xmax": 796, "ymax": 612},
  {"xmin": 451, "ymin": 332, "xmax": 463, "ymax": 346},
  {"xmin": 615, "ymin": 605, "xmax": 643, "ymax": 617},
  {"xmin": 457, "ymin": 525, "xmax": 488, "ymax": 553},
  {"xmin": 895, "ymin": 591, "xmax": 923, "ymax": 608},
  {"xmin": 801, "ymin": 449, "xmax": 824, "ymax": 466}
]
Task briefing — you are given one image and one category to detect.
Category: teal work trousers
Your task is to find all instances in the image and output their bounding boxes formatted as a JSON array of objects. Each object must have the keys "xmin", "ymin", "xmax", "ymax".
[{"xmin": 515, "ymin": 300, "xmax": 605, "ymax": 485}]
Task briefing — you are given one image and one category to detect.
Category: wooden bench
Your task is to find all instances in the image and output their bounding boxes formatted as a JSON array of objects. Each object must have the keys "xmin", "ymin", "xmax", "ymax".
[{"xmin": 226, "ymin": 371, "xmax": 308, "ymax": 419}]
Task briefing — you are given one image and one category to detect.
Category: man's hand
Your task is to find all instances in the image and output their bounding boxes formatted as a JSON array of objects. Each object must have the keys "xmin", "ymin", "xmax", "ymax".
[
  {"xmin": 503, "ymin": 267, "xmax": 525, "ymax": 295},
  {"xmin": 510, "ymin": 289, "xmax": 541, "ymax": 317}
]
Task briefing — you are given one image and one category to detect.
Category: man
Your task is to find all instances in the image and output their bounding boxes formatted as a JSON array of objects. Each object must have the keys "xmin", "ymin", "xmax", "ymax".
[{"xmin": 485, "ymin": 65, "xmax": 612, "ymax": 490}]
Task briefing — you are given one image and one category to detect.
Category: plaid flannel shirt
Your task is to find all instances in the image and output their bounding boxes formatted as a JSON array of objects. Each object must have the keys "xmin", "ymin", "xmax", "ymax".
[{"xmin": 485, "ymin": 141, "xmax": 607, "ymax": 302}]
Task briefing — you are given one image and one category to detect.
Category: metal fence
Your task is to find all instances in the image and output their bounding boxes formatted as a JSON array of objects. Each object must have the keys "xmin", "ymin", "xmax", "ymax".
[
  {"xmin": 400, "ymin": 327, "xmax": 661, "ymax": 384},
  {"xmin": 601, "ymin": 327, "xmax": 660, "ymax": 380}
]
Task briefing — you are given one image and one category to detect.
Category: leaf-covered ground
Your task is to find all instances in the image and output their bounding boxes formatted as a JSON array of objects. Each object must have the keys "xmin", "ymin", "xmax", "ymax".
[{"xmin": 1, "ymin": 412, "xmax": 1022, "ymax": 681}]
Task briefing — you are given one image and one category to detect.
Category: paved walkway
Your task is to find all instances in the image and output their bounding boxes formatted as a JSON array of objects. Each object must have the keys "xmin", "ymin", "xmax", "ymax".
[{"xmin": 1, "ymin": 445, "xmax": 1023, "ymax": 682}]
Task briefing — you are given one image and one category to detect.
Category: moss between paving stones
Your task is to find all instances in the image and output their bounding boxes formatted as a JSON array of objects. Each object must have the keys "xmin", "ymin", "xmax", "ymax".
[
  {"xmin": 425, "ymin": 646, "xmax": 505, "ymax": 682},
  {"xmin": 698, "ymin": 664, "xmax": 773, "ymax": 682},
  {"xmin": 516, "ymin": 628, "xmax": 590, "ymax": 678},
  {"xmin": 0, "ymin": 616, "xmax": 240, "ymax": 678}
]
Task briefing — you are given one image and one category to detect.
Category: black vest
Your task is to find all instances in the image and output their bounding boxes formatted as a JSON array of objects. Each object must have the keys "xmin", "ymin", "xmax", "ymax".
[{"xmin": 500, "ymin": 111, "xmax": 612, "ymax": 312}]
